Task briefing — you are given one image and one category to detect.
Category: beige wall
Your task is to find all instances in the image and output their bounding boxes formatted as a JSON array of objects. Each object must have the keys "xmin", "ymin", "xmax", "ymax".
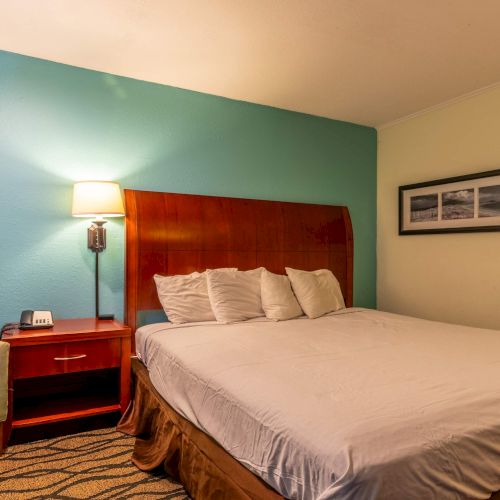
[{"xmin": 378, "ymin": 87, "xmax": 500, "ymax": 330}]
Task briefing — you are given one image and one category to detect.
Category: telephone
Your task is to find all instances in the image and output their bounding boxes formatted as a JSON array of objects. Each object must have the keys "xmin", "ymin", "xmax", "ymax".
[
  {"xmin": 0, "ymin": 310, "xmax": 54, "ymax": 338},
  {"xmin": 19, "ymin": 310, "xmax": 54, "ymax": 330}
]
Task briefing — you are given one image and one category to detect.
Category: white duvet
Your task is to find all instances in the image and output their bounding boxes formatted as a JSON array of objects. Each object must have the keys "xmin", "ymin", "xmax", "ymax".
[{"xmin": 136, "ymin": 308, "xmax": 500, "ymax": 499}]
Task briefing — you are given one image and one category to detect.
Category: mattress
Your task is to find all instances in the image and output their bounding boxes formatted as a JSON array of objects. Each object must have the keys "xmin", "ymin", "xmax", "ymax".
[{"xmin": 136, "ymin": 308, "xmax": 500, "ymax": 499}]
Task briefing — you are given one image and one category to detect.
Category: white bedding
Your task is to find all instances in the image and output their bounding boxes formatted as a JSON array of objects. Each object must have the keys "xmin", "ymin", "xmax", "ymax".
[{"xmin": 136, "ymin": 308, "xmax": 500, "ymax": 499}]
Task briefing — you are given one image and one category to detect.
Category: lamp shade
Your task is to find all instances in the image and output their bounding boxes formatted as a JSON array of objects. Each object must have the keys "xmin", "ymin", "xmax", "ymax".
[{"xmin": 72, "ymin": 181, "xmax": 125, "ymax": 217}]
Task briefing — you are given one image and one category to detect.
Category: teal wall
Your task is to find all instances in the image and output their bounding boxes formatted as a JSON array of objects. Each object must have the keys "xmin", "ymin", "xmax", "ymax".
[{"xmin": 0, "ymin": 50, "xmax": 376, "ymax": 324}]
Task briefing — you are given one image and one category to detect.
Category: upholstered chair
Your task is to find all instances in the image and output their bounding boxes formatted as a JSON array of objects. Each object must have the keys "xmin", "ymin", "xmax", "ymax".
[{"xmin": 0, "ymin": 341, "xmax": 9, "ymax": 453}]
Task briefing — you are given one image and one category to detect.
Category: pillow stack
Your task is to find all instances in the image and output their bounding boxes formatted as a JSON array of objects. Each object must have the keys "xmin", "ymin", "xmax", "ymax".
[
  {"xmin": 154, "ymin": 267, "xmax": 236, "ymax": 324},
  {"xmin": 154, "ymin": 266, "xmax": 346, "ymax": 324},
  {"xmin": 260, "ymin": 269, "xmax": 303, "ymax": 321},
  {"xmin": 154, "ymin": 271, "xmax": 214, "ymax": 324},
  {"xmin": 285, "ymin": 268, "xmax": 345, "ymax": 319},
  {"xmin": 206, "ymin": 268, "xmax": 265, "ymax": 324}
]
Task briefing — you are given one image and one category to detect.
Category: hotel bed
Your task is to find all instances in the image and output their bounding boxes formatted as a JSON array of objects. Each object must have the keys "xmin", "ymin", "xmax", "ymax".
[{"xmin": 118, "ymin": 189, "xmax": 500, "ymax": 499}]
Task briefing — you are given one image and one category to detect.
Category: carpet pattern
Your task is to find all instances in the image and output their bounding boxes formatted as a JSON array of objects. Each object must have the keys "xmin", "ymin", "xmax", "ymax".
[{"xmin": 0, "ymin": 428, "xmax": 188, "ymax": 499}]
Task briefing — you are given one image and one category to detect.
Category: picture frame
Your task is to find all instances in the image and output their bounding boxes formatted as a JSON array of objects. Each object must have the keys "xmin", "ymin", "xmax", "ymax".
[{"xmin": 399, "ymin": 168, "xmax": 500, "ymax": 235}]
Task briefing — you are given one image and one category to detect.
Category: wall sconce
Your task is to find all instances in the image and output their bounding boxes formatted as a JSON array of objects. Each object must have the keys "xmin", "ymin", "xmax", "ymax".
[{"xmin": 72, "ymin": 181, "xmax": 125, "ymax": 319}]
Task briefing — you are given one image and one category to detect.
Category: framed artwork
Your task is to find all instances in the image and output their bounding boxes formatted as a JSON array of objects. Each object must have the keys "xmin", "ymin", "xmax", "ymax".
[{"xmin": 399, "ymin": 169, "xmax": 500, "ymax": 235}]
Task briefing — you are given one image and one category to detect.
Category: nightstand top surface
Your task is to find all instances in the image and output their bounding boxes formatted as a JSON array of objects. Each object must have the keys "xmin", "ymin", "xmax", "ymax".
[{"xmin": 2, "ymin": 318, "xmax": 130, "ymax": 345}]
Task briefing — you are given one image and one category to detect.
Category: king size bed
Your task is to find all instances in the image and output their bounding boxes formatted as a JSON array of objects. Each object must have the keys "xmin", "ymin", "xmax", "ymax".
[{"xmin": 118, "ymin": 189, "xmax": 500, "ymax": 499}]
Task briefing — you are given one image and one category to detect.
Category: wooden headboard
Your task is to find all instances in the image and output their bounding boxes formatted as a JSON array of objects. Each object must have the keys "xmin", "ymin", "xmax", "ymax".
[{"xmin": 125, "ymin": 190, "xmax": 353, "ymax": 334}]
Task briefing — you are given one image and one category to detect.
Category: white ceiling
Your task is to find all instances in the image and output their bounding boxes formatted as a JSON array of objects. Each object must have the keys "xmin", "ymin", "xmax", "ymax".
[{"xmin": 2, "ymin": 0, "xmax": 500, "ymax": 127}]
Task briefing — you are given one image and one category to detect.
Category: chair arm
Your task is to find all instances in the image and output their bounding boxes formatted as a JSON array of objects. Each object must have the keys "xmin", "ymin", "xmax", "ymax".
[{"xmin": 0, "ymin": 342, "xmax": 9, "ymax": 423}]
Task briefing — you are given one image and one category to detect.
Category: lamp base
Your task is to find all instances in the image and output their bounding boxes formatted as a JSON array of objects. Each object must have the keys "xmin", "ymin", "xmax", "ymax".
[
  {"xmin": 88, "ymin": 219, "xmax": 107, "ymax": 252},
  {"xmin": 98, "ymin": 314, "xmax": 115, "ymax": 321}
]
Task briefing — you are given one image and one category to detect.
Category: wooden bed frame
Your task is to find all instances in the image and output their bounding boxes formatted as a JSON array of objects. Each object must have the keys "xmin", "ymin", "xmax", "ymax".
[
  {"xmin": 121, "ymin": 189, "xmax": 500, "ymax": 500},
  {"xmin": 121, "ymin": 189, "xmax": 354, "ymax": 498}
]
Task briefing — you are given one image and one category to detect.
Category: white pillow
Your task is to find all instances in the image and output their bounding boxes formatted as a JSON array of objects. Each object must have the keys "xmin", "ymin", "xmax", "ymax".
[
  {"xmin": 207, "ymin": 268, "xmax": 265, "ymax": 324},
  {"xmin": 261, "ymin": 269, "xmax": 303, "ymax": 321},
  {"xmin": 154, "ymin": 268, "xmax": 236, "ymax": 324},
  {"xmin": 285, "ymin": 268, "xmax": 345, "ymax": 319}
]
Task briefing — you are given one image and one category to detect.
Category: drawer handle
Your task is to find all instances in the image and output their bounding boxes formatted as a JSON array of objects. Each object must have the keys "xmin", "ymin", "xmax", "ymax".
[{"xmin": 53, "ymin": 354, "xmax": 87, "ymax": 361}]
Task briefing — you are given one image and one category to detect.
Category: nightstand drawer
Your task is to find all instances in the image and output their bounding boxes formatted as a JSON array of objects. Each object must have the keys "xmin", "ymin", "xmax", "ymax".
[{"xmin": 12, "ymin": 339, "xmax": 121, "ymax": 379}]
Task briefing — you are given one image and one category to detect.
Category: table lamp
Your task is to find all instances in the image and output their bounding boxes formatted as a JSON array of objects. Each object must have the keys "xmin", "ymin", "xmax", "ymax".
[{"xmin": 72, "ymin": 181, "xmax": 125, "ymax": 319}]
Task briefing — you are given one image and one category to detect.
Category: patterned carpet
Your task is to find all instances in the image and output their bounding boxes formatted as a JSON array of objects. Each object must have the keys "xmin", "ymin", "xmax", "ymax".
[{"xmin": 0, "ymin": 428, "xmax": 188, "ymax": 499}]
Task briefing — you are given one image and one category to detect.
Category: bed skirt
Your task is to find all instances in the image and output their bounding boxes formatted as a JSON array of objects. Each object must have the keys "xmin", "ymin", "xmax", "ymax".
[{"xmin": 117, "ymin": 358, "xmax": 283, "ymax": 500}]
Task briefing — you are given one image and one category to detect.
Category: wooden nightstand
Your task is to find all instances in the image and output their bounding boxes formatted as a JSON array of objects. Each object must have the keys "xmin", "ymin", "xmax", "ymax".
[{"xmin": 1, "ymin": 318, "xmax": 131, "ymax": 449}]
